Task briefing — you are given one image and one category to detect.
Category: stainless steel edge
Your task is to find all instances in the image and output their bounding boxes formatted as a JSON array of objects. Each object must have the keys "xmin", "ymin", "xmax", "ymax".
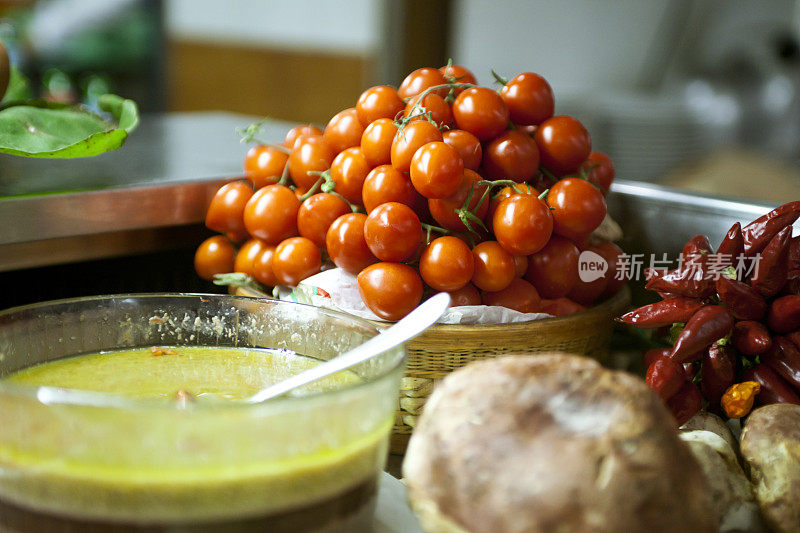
[
  {"xmin": 608, "ymin": 179, "xmax": 780, "ymax": 260},
  {"xmin": 0, "ymin": 179, "xmax": 232, "ymax": 245}
]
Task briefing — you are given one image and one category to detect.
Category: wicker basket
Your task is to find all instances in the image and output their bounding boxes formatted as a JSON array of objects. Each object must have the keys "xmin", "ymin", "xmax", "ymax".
[
  {"xmin": 232, "ymin": 285, "xmax": 630, "ymax": 454},
  {"xmin": 389, "ymin": 285, "xmax": 630, "ymax": 453}
]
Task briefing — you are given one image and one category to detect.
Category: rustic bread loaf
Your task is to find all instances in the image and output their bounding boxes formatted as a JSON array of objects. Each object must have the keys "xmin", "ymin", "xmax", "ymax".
[
  {"xmin": 741, "ymin": 403, "xmax": 800, "ymax": 533},
  {"xmin": 402, "ymin": 353, "xmax": 717, "ymax": 533}
]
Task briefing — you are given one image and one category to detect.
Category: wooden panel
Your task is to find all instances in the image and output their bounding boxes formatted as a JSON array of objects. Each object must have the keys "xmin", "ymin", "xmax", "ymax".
[{"xmin": 167, "ymin": 40, "xmax": 374, "ymax": 125}]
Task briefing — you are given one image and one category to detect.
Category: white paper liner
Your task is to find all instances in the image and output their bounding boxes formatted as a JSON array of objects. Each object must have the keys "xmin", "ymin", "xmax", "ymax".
[{"xmin": 278, "ymin": 268, "xmax": 554, "ymax": 324}]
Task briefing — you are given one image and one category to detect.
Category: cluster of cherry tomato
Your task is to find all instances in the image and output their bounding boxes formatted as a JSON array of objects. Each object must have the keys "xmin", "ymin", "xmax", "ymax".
[{"xmin": 194, "ymin": 63, "xmax": 625, "ymax": 320}]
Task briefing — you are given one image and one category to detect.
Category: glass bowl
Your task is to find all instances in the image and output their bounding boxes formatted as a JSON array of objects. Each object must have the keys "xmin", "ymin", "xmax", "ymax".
[{"xmin": 0, "ymin": 294, "xmax": 405, "ymax": 532}]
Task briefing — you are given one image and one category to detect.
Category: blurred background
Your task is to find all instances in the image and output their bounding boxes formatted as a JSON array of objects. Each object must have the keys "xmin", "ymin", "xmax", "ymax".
[
  {"xmin": 1, "ymin": 0, "xmax": 800, "ymax": 307},
  {"xmin": 2, "ymin": 0, "xmax": 800, "ymax": 199}
]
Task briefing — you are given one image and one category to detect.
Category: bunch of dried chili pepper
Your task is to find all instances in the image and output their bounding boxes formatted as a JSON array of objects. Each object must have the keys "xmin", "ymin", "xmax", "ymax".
[{"xmin": 618, "ymin": 201, "xmax": 800, "ymax": 424}]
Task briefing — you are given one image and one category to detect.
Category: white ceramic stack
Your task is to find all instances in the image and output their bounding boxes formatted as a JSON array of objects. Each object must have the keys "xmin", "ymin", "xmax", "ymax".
[{"xmin": 556, "ymin": 90, "xmax": 723, "ymax": 183}]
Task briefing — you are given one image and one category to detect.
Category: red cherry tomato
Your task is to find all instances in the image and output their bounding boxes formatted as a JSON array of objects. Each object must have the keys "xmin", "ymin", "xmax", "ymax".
[
  {"xmin": 409, "ymin": 141, "xmax": 464, "ymax": 199},
  {"xmin": 524, "ymin": 235, "xmax": 580, "ymax": 299},
  {"xmin": 326, "ymin": 213, "xmax": 378, "ymax": 274},
  {"xmin": 288, "ymin": 135, "xmax": 335, "ymax": 191},
  {"xmin": 486, "ymin": 184, "xmax": 536, "ymax": 233},
  {"xmin": 482, "ymin": 278, "xmax": 541, "ymax": 313},
  {"xmin": 243, "ymin": 145, "xmax": 288, "ymax": 189},
  {"xmin": 233, "ymin": 238, "xmax": 267, "ymax": 277},
  {"xmin": 428, "ymin": 169, "xmax": 489, "ymax": 232},
  {"xmin": 534, "ymin": 115, "xmax": 591, "ymax": 175},
  {"xmin": 580, "ymin": 151, "xmax": 615, "ymax": 194},
  {"xmin": 284, "ymin": 124, "xmax": 323, "ymax": 149},
  {"xmin": 364, "ymin": 202, "xmax": 422, "ymax": 262},
  {"xmin": 390, "ymin": 120, "xmax": 443, "ymax": 173},
  {"xmin": 482, "ymin": 129, "xmax": 540, "ymax": 183},
  {"xmin": 362, "ymin": 165, "xmax": 417, "ymax": 213},
  {"xmin": 593, "ymin": 240, "xmax": 626, "ymax": 297},
  {"xmin": 361, "ymin": 118, "xmax": 398, "ymax": 167},
  {"xmin": 439, "ymin": 64, "xmax": 477, "ymax": 92},
  {"xmin": 447, "ymin": 283, "xmax": 482, "ymax": 306},
  {"xmin": 398, "ymin": 67, "xmax": 447, "ymax": 100},
  {"xmin": 567, "ymin": 246, "xmax": 609, "ymax": 306},
  {"xmin": 330, "ymin": 147, "xmax": 370, "ymax": 206},
  {"xmin": 471, "ymin": 241, "xmax": 515, "ymax": 292},
  {"xmin": 513, "ymin": 254, "xmax": 528, "ymax": 278},
  {"xmin": 323, "ymin": 108, "xmax": 364, "ymax": 154},
  {"xmin": 226, "ymin": 228, "xmax": 250, "ymax": 243},
  {"xmin": 271, "ymin": 237, "xmax": 321, "ymax": 286},
  {"xmin": 442, "ymin": 129, "xmax": 482, "ymax": 171},
  {"xmin": 358, "ymin": 262, "xmax": 423, "ymax": 321},
  {"xmin": 252, "ymin": 245, "xmax": 278, "ymax": 287},
  {"xmin": 297, "ymin": 193, "xmax": 351, "ymax": 248},
  {"xmin": 404, "ymin": 93, "xmax": 453, "ymax": 129},
  {"xmin": 356, "ymin": 85, "xmax": 404, "ymax": 126},
  {"xmin": 500, "ymin": 72, "xmax": 554, "ymax": 126},
  {"xmin": 546, "ymin": 177, "xmax": 607, "ymax": 237},
  {"xmin": 452, "ymin": 87, "xmax": 510, "ymax": 141},
  {"xmin": 243, "ymin": 184, "xmax": 300, "ymax": 244},
  {"xmin": 492, "ymin": 194, "xmax": 553, "ymax": 255},
  {"xmin": 194, "ymin": 236, "xmax": 235, "ymax": 281},
  {"xmin": 205, "ymin": 181, "xmax": 253, "ymax": 235},
  {"xmin": 419, "ymin": 236, "xmax": 475, "ymax": 292},
  {"xmin": 540, "ymin": 297, "xmax": 586, "ymax": 317}
]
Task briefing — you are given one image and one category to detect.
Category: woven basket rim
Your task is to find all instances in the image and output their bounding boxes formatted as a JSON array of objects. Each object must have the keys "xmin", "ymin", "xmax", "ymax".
[
  {"xmin": 232, "ymin": 284, "xmax": 631, "ymax": 332},
  {"xmin": 427, "ymin": 284, "xmax": 630, "ymax": 332}
]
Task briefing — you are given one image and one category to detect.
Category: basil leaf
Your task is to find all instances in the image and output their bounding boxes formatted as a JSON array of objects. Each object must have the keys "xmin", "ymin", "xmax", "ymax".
[{"xmin": 0, "ymin": 93, "xmax": 139, "ymax": 158}]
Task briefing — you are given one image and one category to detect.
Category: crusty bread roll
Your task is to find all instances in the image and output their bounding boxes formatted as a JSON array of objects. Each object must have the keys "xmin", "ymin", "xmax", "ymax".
[
  {"xmin": 680, "ymin": 430, "xmax": 764, "ymax": 532},
  {"xmin": 402, "ymin": 354, "xmax": 717, "ymax": 533},
  {"xmin": 740, "ymin": 404, "xmax": 800, "ymax": 533},
  {"xmin": 681, "ymin": 410, "xmax": 739, "ymax": 452}
]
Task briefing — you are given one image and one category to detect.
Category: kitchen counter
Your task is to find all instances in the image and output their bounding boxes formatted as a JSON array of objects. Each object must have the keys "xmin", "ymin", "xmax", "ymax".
[{"xmin": 0, "ymin": 112, "xmax": 293, "ymax": 271}]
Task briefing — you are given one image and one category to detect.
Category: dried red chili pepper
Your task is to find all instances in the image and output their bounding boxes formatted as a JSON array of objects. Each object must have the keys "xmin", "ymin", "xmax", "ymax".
[
  {"xmin": 742, "ymin": 201, "xmax": 800, "ymax": 256},
  {"xmin": 643, "ymin": 347, "xmax": 671, "ymax": 368},
  {"xmin": 617, "ymin": 298, "xmax": 705, "ymax": 328},
  {"xmin": 700, "ymin": 342, "xmax": 737, "ymax": 411},
  {"xmin": 670, "ymin": 305, "xmax": 734, "ymax": 362},
  {"xmin": 786, "ymin": 330, "xmax": 800, "ymax": 350},
  {"xmin": 644, "ymin": 268, "xmax": 677, "ymax": 299},
  {"xmin": 716, "ymin": 222, "xmax": 744, "ymax": 267},
  {"xmin": 783, "ymin": 272, "xmax": 800, "ymax": 295},
  {"xmin": 644, "ymin": 267, "xmax": 665, "ymax": 282},
  {"xmin": 665, "ymin": 382, "xmax": 703, "ymax": 426},
  {"xmin": 645, "ymin": 255, "xmax": 715, "ymax": 299},
  {"xmin": 715, "ymin": 275, "xmax": 767, "ymax": 321},
  {"xmin": 750, "ymin": 227, "xmax": 791, "ymax": 297},
  {"xmin": 646, "ymin": 356, "xmax": 688, "ymax": 401},
  {"xmin": 788, "ymin": 236, "xmax": 800, "ymax": 274},
  {"xmin": 682, "ymin": 234, "xmax": 712, "ymax": 261},
  {"xmin": 767, "ymin": 294, "xmax": 800, "ymax": 333},
  {"xmin": 683, "ymin": 361, "xmax": 700, "ymax": 381},
  {"xmin": 732, "ymin": 320, "xmax": 772, "ymax": 356},
  {"xmin": 742, "ymin": 364, "xmax": 800, "ymax": 405},
  {"xmin": 763, "ymin": 337, "xmax": 800, "ymax": 391}
]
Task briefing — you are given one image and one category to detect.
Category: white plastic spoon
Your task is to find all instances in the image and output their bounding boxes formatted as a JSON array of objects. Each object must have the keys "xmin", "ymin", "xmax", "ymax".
[{"xmin": 247, "ymin": 292, "xmax": 450, "ymax": 403}]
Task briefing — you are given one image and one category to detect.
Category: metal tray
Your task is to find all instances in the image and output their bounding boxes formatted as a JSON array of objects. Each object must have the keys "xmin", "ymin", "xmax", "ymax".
[{"xmin": 608, "ymin": 179, "xmax": 777, "ymax": 258}]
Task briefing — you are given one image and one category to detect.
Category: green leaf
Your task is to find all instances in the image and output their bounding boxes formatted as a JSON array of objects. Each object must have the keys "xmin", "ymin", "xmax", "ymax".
[
  {"xmin": 668, "ymin": 322, "xmax": 685, "ymax": 345},
  {"xmin": 0, "ymin": 93, "xmax": 139, "ymax": 158}
]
